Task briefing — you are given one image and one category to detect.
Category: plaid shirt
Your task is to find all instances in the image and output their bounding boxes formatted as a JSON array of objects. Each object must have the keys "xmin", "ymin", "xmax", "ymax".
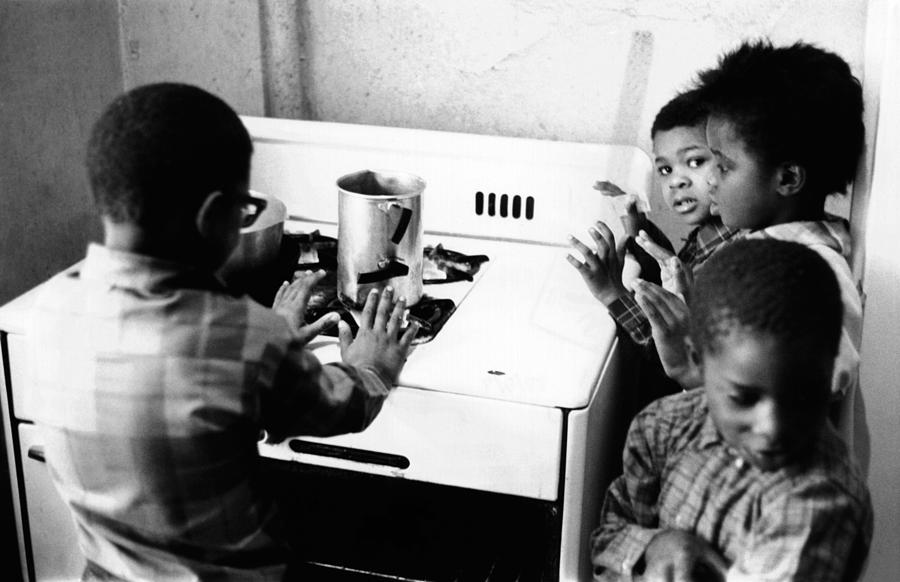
[
  {"xmin": 740, "ymin": 216, "xmax": 863, "ymax": 449},
  {"xmin": 27, "ymin": 244, "xmax": 392, "ymax": 581},
  {"xmin": 609, "ymin": 216, "xmax": 740, "ymax": 345},
  {"xmin": 591, "ymin": 389, "xmax": 872, "ymax": 582}
]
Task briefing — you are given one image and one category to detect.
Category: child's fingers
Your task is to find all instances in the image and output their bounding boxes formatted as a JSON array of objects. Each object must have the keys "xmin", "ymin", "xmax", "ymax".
[
  {"xmin": 295, "ymin": 312, "xmax": 340, "ymax": 345},
  {"xmin": 386, "ymin": 296, "xmax": 407, "ymax": 336},
  {"xmin": 591, "ymin": 222, "xmax": 618, "ymax": 265},
  {"xmin": 634, "ymin": 280, "xmax": 681, "ymax": 330},
  {"xmin": 373, "ymin": 286, "xmax": 394, "ymax": 331},
  {"xmin": 566, "ymin": 253, "xmax": 586, "ymax": 271},
  {"xmin": 272, "ymin": 281, "xmax": 289, "ymax": 307},
  {"xmin": 289, "ymin": 269, "xmax": 325, "ymax": 309},
  {"xmin": 671, "ymin": 260, "xmax": 693, "ymax": 301},
  {"xmin": 358, "ymin": 289, "xmax": 380, "ymax": 329},
  {"xmin": 636, "ymin": 230, "xmax": 676, "ymax": 264},
  {"xmin": 337, "ymin": 320, "xmax": 353, "ymax": 356},
  {"xmin": 399, "ymin": 321, "xmax": 421, "ymax": 349},
  {"xmin": 568, "ymin": 235, "xmax": 599, "ymax": 269}
]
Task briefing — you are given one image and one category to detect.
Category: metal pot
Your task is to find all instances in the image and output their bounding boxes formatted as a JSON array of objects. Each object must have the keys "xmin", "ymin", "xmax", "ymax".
[
  {"xmin": 337, "ymin": 169, "xmax": 425, "ymax": 308},
  {"xmin": 219, "ymin": 190, "xmax": 287, "ymax": 286}
]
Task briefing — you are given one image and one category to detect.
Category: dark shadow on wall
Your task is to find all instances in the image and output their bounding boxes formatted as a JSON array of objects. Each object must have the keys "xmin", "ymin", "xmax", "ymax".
[{"xmin": 0, "ymin": 1, "xmax": 118, "ymax": 305}]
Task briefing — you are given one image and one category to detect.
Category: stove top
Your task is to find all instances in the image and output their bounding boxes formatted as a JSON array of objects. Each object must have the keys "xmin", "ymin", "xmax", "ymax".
[
  {"xmin": 239, "ymin": 117, "xmax": 648, "ymax": 409},
  {"xmin": 237, "ymin": 230, "xmax": 489, "ymax": 344}
]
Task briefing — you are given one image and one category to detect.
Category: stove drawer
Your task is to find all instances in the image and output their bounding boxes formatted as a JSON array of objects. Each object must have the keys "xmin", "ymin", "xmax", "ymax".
[{"xmin": 259, "ymin": 386, "xmax": 564, "ymax": 501}]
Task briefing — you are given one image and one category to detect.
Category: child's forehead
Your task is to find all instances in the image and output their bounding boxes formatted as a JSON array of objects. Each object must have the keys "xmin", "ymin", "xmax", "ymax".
[
  {"xmin": 651, "ymin": 124, "xmax": 709, "ymax": 155},
  {"xmin": 706, "ymin": 328, "xmax": 833, "ymax": 392}
]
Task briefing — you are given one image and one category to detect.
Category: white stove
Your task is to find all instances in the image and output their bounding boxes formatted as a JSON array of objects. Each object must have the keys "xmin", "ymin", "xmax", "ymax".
[{"xmin": 244, "ymin": 116, "xmax": 654, "ymax": 581}]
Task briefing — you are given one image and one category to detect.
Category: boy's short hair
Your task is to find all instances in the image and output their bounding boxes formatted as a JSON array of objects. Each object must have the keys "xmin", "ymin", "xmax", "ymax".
[
  {"xmin": 650, "ymin": 89, "xmax": 709, "ymax": 138},
  {"xmin": 694, "ymin": 40, "xmax": 864, "ymax": 200},
  {"xmin": 689, "ymin": 239, "xmax": 843, "ymax": 358},
  {"xmin": 86, "ymin": 83, "xmax": 253, "ymax": 227}
]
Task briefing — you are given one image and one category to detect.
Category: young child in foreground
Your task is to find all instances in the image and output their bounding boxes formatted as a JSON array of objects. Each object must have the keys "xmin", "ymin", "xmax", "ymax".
[
  {"xmin": 633, "ymin": 40, "xmax": 864, "ymax": 453},
  {"xmin": 27, "ymin": 83, "xmax": 418, "ymax": 580},
  {"xmin": 568, "ymin": 88, "xmax": 740, "ymax": 347},
  {"xmin": 591, "ymin": 239, "xmax": 872, "ymax": 582}
]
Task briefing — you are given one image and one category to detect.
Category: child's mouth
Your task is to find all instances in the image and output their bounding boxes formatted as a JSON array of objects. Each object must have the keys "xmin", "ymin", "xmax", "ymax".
[{"xmin": 672, "ymin": 198, "xmax": 698, "ymax": 214}]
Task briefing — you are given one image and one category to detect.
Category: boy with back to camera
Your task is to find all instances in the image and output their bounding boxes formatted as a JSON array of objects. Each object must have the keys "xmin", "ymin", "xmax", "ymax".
[
  {"xmin": 567, "ymin": 88, "xmax": 740, "ymax": 349},
  {"xmin": 591, "ymin": 239, "xmax": 872, "ymax": 582},
  {"xmin": 27, "ymin": 83, "xmax": 419, "ymax": 580},
  {"xmin": 632, "ymin": 41, "xmax": 865, "ymax": 454}
]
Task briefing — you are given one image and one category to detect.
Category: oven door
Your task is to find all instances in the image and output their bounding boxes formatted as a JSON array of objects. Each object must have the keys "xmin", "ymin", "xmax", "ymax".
[{"xmin": 259, "ymin": 384, "xmax": 565, "ymax": 500}]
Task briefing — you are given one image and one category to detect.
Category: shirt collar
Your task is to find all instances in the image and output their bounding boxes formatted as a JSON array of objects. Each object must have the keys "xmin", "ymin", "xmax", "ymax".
[{"xmin": 80, "ymin": 243, "xmax": 227, "ymax": 294}]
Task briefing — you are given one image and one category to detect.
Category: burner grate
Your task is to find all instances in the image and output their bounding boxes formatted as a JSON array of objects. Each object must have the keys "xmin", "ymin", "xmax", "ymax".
[{"xmin": 237, "ymin": 232, "xmax": 487, "ymax": 344}]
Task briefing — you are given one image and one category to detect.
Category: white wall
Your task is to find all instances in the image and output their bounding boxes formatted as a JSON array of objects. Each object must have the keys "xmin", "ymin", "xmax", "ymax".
[
  {"xmin": 856, "ymin": 2, "xmax": 900, "ymax": 580},
  {"xmin": 290, "ymin": 0, "xmax": 866, "ymax": 239},
  {"xmin": 121, "ymin": 0, "xmax": 867, "ymax": 242}
]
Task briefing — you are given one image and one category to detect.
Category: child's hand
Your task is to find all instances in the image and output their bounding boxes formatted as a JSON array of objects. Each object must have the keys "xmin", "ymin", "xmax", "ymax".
[
  {"xmin": 642, "ymin": 529, "xmax": 728, "ymax": 582},
  {"xmin": 272, "ymin": 270, "xmax": 340, "ymax": 345},
  {"xmin": 620, "ymin": 195, "xmax": 647, "ymax": 239},
  {"xmin": 567, "ymin": 222, "xmax": 628, "ymax": 306},
  {"xmin": 339, "ymin": 287, "xmax": 419, "ymax": 385},
  {"xmin": 633, "ymin": 279, "xmax": 702, "ymax": 389},
  {"xmin": 636, "ymin": 230, "xmax": 693, "ymax": 298}
]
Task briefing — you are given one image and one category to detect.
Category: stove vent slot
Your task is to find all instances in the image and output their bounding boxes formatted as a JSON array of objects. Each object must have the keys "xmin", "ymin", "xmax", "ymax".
[{"xmin": 475, "ymin": 192, "xmax": 534, "ymax": 220}]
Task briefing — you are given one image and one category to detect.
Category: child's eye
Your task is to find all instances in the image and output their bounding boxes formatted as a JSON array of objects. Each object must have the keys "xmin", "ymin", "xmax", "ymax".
[
  {"xmin": 728, "ymin": 390, "xmax": 758, "ymax": 407},
  {"xmin": 687, "ymin": 157, "xmax": 707, "ymax": 169},
  {"xmin": 657, "ymin": 166, "xmax": 672, "ymax": 176},
  {"xmin": 716, "ymin": 163, "xmax": 729, "ymax": 176}
]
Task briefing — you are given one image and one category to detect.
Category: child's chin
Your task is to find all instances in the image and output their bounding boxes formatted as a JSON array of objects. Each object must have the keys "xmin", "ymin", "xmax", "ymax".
[
  {"xmin": 684, "ymin": 213, "xmax": 712, "ymax": 226},
  {"xmin": 748, "ymin": 450, "xmax": 792, "ymax": 472}
]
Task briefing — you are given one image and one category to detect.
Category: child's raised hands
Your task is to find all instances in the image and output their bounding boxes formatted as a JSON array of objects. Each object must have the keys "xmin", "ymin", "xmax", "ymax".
[
  {"xmin": 633, "ymin": 279, "xmax": 702, "ymax": 389},
  {"xmin": 567, "ymin": 221, "xmax": 628, "ymax": 306},
  {"xmin": 636, "ymin": 229, "xmax": 694, "ymax": 299},
  {"xmin": 272, "ymin": 270, "xmax": 341, "ymax": 345},
  {"xmin": 339, "ymin": 287, "xmax": 419, "ymax": 385}
]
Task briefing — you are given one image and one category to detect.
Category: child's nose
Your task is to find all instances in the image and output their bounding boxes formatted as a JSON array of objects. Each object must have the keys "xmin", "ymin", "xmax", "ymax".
[
  {"xmin": 752, "ymin": 401, "xmax": 787, "ymax": 443},
  {"xmin": 669, "ymin": 174, "xmax": 690, "ymax": 189},
  {"xmin": 706, "ymin": 170, "xmax": 719, "ymax": 187}
]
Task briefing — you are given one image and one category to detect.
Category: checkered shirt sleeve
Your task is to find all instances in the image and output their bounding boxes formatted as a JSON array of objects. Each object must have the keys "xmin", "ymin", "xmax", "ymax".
[
  {"xmin": 606, "ymin": 294, "xmax": 653, "ymax": 345},
  {"xmin": 591, "ymin": 400, "xmax": 666, "ymax": 578}
]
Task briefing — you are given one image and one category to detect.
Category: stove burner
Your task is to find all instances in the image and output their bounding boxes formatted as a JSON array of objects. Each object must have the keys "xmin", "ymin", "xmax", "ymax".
[
  {"xmin": 423, "ymin": 244, "xmax": 489, "ymax": 283},
  {"xmin": 238, "ymin": 231, "xmax": 487, "ymax": 344}
]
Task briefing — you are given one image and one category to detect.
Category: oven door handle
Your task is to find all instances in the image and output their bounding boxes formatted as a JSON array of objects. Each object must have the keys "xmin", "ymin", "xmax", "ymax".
[
  {"xmin": 288, "ymin": 439, "xmax": 410, "ymax": 469},
  {"xmin": 27, "ymin": 445, "xmax": 46, "ymax": 463}
]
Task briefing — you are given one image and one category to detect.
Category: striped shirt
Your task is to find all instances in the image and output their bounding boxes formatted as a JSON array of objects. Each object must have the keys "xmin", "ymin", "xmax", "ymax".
[
  {"xmin": 27, "ymin": 244, "xmax": 392, "ymax": 581},
  {"xmin": 591, "ymin": 389, "xmax": 872, "ymax": 582}
]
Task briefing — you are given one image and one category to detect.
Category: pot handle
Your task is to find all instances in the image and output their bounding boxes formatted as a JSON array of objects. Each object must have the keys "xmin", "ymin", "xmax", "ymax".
[
  {"xmin": 391, "ymin": 206, "xmax": 413, "ymax": 244},
  {"xmin": 357, "ymin": 259, "xmax": 410, "ymax": 284}
]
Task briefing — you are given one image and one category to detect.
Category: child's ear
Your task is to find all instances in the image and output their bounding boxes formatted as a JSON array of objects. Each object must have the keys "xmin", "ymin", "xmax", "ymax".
[
  {"xmin": 195, "ymin": 191, "xmax": 227, "ymax": 238},
  {"xmin": 775, "ymin": 162, "xmax": 806, "ymax": 197}
]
